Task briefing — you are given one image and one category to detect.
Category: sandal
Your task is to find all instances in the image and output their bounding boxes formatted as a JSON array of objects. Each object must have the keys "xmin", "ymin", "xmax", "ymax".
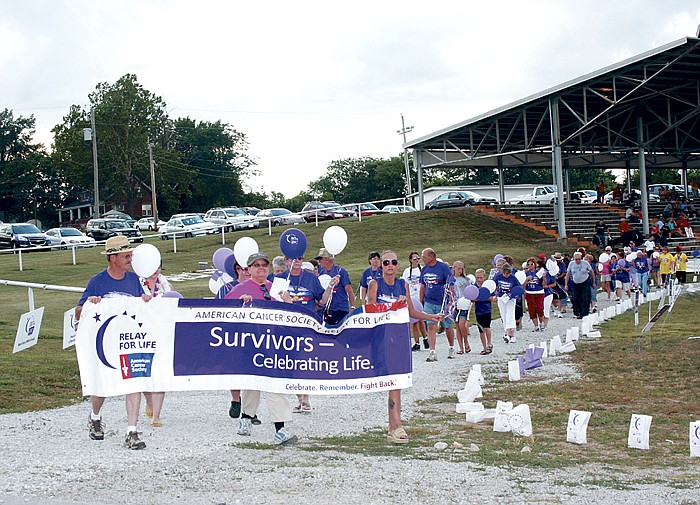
[
  {"xmin": 151, "ymin": 421, "xmax": 163, "ymax": 427},
  {"xmin": 456, "ymin": 350, "xmax": 464, "ymax": 355},
  {"xmin": 387, "ymin": 427, "xmax": 409, "ymax": 444},
  {"xmin": 292, "ymin": 404, "xmax": 303, "ymax": 414},
  {"xmin": 464, "ymin": 347, "xmax": 471, "ymax": 353},
  {"xmin": 145, "ymin": 406, "xmax": 153, "ymax": 419},
  {"xmin": 480, "ymin": 349, "xmax": 492, "ymax": 355}
]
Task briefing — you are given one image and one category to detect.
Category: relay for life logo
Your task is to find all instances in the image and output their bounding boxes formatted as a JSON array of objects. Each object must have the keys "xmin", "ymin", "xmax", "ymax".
[{"xmin": 92, "ymin": 309, "xmax": 157, "ymax": 380}]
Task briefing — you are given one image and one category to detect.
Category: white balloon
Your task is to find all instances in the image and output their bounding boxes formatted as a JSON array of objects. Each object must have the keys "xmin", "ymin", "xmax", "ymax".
[
  {"xmin": 457, "ymin": 297, "xmax": 471, "ymax": 310},
  {"xmin": 626, "ymin": 253, "xmax": 637, "ymax": 262},
  {"xmin": 652, "ymin": 251, "xmax": 660, "ymax": 259},
  {"xmin": 546, "ymin": 258, "xmax": 557, "ymax": 271},
  {"xmin": 323, "ymin": 226, "xmax": 348, "ymax": 255},
  {"xmin": 482, "ymin": 279, "xmax": 497, "ymax": 293},
  {"xmin": 466, "ymin": 274, "xmax": 476, "ymax": 283},
  {"xmin": 548, "ymin": 265, "xmax": 559, "ymax": 277},
  {"xmin": 521, "ymin": 261, "xmax": 528, "ymax": 269},
  {"xmin": 318, "ymin": 274, "xmax": 332, "ymax": 289},
  {"xmin": 233, "ymin": 237, "xmax": 259, "ymax": 268},
  {"xmin": 208, "ymin": 277, "xmax": 220, "ymax": 295},
  {"xmin": 131, "ymin": 243, "xmax": 161, "ymax": 278},
  {"xmin": 599, "ymin": 253, "xmax": 609, "ymax": 263},
  {"xmin": 515, "ymin": 270, "xmax": 527, "ymax": 284},
  {"xmin": 597, "ymin": 263, "xmax": 604, "ymax": 272}
]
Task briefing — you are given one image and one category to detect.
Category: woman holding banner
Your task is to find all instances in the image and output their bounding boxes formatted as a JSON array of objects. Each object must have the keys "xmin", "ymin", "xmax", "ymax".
[{"xmin": 367, "ymin": 250, "xmax": 442, "ymax": 444}]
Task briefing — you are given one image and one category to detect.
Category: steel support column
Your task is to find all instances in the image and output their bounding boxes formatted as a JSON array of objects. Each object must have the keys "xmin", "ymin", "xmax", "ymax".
[
  {"xmin": 497, "ymin": 158, "xmax": 505, "ymax": 203},
  {"xmin": 549, "ymin": 97, "xmax": 567, "ymax": 238},
  {"xmin": 637, "ymin": 115, "xmax": 650, "ymax": 236},
  {"xmin": 415, "ymin": 150, "xmax": 425, "ymax": 210}
]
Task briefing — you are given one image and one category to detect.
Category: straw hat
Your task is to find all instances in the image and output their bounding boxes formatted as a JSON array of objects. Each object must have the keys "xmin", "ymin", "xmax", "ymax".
[{"xmin": 101, "ymin": 235, "xmax": 135, "ymax": 255}]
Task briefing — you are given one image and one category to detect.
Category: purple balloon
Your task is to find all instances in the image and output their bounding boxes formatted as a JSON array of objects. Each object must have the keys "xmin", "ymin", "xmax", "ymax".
[
  {"xmin": 509, "ymin": 285, "xmax": 525, "ymax": 299},
  {"xmin": 617, "ymin": 259, "xmax": 627, "ymax": 268},
  {"xmin": 223, "ymin": 253, "xmax": 237, "ymax": 278},
  {"xmin": 464, "ymin": 284, "xmax": 479, "ymax": 301},
  {"xmin": 279, "ymin": 228, "xmax": 307, "ymax": 259},
  {"xmin": 410, "ymin": 297, "xmax": 424, "ymax": 323},
  {"xmin": 693, "ymin": 249, "xmax": 700, "ymax": 258},
  {"xmin": 477, "ymin": 286, "xmax": 492, "ymax": 301},
  {"xmin": 493, "ymin": 254, "xmax": 504, "ymax": 265},
  {"xmin": 212, "ymin": 247, "xmax": 234, "ymax": 271},
  {"xmin": 162, "ymin": 291, "xmax": 183, "ymax": 298}
]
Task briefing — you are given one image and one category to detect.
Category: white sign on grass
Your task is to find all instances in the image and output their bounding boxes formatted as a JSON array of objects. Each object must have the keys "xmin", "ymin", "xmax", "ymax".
[
  {"xmin": 63, "ymin": 307, "xmax": 79, "ymax": 349},
  {"xmin": 566, "ymin": 410, "xmax": 592, "ymax": 444},
  {"xmin": 13, "ymin": 307, "xmax": 45, "ymax": 353},
  {"xmin": 690, "ymin": 421, "xmax": 700, "ymax": 458},
  {"xmin": 627, "ymin": 414, "xmax": 653, "ymax": 450}
]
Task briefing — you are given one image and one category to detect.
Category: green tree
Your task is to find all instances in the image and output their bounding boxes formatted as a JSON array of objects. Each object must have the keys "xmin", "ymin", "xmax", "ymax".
[
  {"xmin": 167, "ymin": 117, "xmax": 255, "ymax": 213},
  {"xmin": 307, "ymin": 156, "xmax": 408, "ymax": 203}
]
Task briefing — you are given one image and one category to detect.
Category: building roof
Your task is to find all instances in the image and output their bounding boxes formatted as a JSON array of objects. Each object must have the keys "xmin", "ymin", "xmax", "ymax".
[{"xmin": 405, "ymin": 36, "xmax": 700, "ymax": 170}]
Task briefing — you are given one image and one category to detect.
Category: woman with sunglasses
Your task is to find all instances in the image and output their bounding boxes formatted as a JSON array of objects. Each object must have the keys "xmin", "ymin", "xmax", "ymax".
[
  {"xmin": 402, "ymin": 251, "xmax": 427, "ymax": 351},
  {"xmin": 366, "ymin": 250, "xmax": 442, "ymax": 444},
  {"xmin": 224, "ymin": 252, "xmax": 297, "ymax": 446},
  {"xmin": 359, "ymin": 251, "xmax": 383, "ymax": 305}
]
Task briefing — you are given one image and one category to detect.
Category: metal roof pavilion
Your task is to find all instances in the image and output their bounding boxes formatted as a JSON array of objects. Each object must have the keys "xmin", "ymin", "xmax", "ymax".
[{"xmin": 405, "ymin": 36, "xmax": 700, "ymax": 238}]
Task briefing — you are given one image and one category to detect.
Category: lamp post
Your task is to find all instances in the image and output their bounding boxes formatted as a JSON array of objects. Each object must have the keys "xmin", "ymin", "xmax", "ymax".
[{"xmin": 397, "ymin": 114, "xmax": 414, "ymax": 199}]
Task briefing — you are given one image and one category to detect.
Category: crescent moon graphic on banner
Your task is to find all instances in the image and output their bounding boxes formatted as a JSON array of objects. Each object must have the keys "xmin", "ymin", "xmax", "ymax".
[
  {"xmin": 95, "ymin": 315, "xmax": 118, "ymax": 369},
  {"xmin": 695, "ymin": 426, "xmax": 700, "ymax": 440},
  {"xmin": 572, "ymin": 413, "xmax": 580, "ymax": 425},
  {"xmin": 634, "ymin": 416, "xmax": 641, "ymax": 430}
]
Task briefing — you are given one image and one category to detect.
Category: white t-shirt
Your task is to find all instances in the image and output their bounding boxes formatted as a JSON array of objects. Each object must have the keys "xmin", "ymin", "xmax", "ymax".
[
  {"xmin": 643, "ymin": 240, "xmax": 655, "ymax": 252},
  {"xmin": 402, "ymin": 266, "xmax": 422, "ymax": 298}
]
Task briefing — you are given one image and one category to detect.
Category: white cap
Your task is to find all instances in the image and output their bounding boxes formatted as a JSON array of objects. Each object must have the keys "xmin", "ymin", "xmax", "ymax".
[{"xmin": 301, "ymin": 262, "xmax": 314, "ymax": 272}]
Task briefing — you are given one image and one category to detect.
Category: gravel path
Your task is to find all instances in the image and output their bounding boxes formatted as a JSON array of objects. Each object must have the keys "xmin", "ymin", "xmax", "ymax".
[{"xmin": 2, "ymin": 290, "xmax": 699, "ymax": 505}]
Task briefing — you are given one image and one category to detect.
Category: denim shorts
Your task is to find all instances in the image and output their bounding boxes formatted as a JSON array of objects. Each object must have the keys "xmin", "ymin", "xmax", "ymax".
[{"xmin": 424, "ymin": 301, "xmax": 453, "ymax": 329}]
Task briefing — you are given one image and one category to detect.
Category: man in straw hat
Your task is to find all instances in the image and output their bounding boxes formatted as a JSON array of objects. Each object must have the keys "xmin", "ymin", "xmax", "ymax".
[{"xmin": 75, "ymin": 235, "xmax": 153, "ymax": 450}]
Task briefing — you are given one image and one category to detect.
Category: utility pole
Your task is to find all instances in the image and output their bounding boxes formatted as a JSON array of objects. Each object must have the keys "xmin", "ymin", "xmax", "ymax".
[
  {"xmin": 397, "ymin": 114, "xmax": 414, "ymax": 197},
  {"xmin": 90, "ymin": 107, "xmax": 100, "ymax": 218},
  {"xmin": 148, "ymin": 142, "xmax": 159, "ymax": 232}
]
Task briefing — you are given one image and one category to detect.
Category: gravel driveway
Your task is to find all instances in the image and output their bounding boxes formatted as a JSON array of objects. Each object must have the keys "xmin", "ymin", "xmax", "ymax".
[{"xmin": 1, "ymin": 292, "xmax": 698, "ymax": 505}]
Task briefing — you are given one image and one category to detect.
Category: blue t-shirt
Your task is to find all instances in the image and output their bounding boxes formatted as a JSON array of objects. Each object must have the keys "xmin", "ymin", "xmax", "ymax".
[
  {"xmin": 524, "ymin": 268, "xmax": 545, "ymax": 294},
  {"xmin": 633, "ymin": 257, "xmax": 649, "ymax": 273},
  {"xmin": 420, "ymin": 262, "xmax": 454, "ymax": 305},
  {"xmin": 360, "ymin": 266, "xmax": 383, "ymax": 289},
  {"xmin": 317, "ymin": 264, "xmax": 352, "ymax": 312},
  {"xmin": 492, "ymin": 272, "xmax": 521, "ymax": 297},
  {"xmin": 77, "ymin": 269, "xmax": 143, "ymax": 307},
  {"xmin": 544, "ymin": 273, "xmax": 557, "ymax": 296},
  {"xmin": 474, "ymin": 294, "xmax": 492, "ymax": 316},
  {"xmin": 613, "ymin": 264, "xmax": 630, "ymax": 283},
  {"xmin": 276, "ymin": 270, "xmax": 325, "ymax": 309},
  {"xmin": 373, "ymin": 276, "xmax": 407, "ymax": 303}
]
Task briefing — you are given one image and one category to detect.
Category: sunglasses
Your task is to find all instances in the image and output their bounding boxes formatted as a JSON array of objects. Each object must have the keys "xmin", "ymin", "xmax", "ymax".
[
  {"xmin": 251, "ymin": 262, "xmax": 269, "ymax": 268},
  {"xmin": 259, "ymin": 284, "xmax": 271, "ymax": 300},
  {"xmin": 382, "ymin": 259, "xmax": 399, "ymax": 266}
]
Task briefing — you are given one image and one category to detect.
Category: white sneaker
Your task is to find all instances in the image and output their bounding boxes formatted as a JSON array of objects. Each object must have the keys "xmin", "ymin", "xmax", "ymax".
[
  {"xmin": 447, "ymin": 348, "xmax": 456, "ymax": 359},
  {"xmin": 237, "ymin": 417, "xmax": 252, "ymax": 436},
  {"xmin": 425, "ymin": 350, "xmax": 437, "ymax": 362},
  {"xmin": 503, "ymin": 334, "xmax": 510, "ymax": 344},
  {"xmin": 509, "ymin": 335, "xmax": 517, "ymax": 343},
  {"xmin": 272, "ymin": 427, "xmax": 298, "ymax": 445}
]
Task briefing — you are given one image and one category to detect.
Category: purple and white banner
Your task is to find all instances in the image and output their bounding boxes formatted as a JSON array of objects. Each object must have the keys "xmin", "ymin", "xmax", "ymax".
[{"xmin": 75, "ymin": 297, "xmax": 412, "ymax": 397}]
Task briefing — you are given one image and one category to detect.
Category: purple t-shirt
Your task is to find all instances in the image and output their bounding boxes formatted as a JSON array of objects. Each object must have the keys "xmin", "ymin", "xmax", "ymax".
[
  {"xmin": 224, "ymin": 279, "xmax": 273, "ymax": 300},
  {"xmin": 77, "ymin": 269, "xmax": 143, "ymax": 307},
  {"xmin": 420, "ymin": 261, "xmax": 454, "ymax": 305}
]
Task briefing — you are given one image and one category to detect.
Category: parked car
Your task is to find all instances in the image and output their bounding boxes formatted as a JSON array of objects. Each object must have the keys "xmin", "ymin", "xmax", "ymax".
[
  {"xmin": 507, "ymin": 185, "xmax": 558, "ymax": 205},
  {"xmin": 425, "ymin": 191, "xmax": 479, "ymax": 210},
  {"xmin": 240, "ymin": 206, "xmax": 261, "ymax": 216},
  {"xmin": 570, "ymin": 190, "xmax": 597, "ymax": 203},
  {"xmin": 461, "ymin": 191, "xmax": 498, "ymax": 205},
  {"xmin": 0, "ymin": 223, "xmax": 49, "ymax": 249},
  {"xmin": 86, "ymin": 218, "xmax": 143, "ymax": 242},
  {"xmin": 339, "ymin": 203, "xmax": 390, "ymax": 217},
  {"xmin": 204, "ymin": 207, "xmax": 260, "ymax": 231},
  {"xmin": 135, "ymin": 217, "xmax": 166, "ymax": 231},
  {"xmin": 45, "ymin": 227, "xmax": 96, "ymax": 249},
  {"xmin": 159, "ymin": 215, "xmax": 218, "ymax": 239},
  {"xmin": 256, "ymin": 208, "xmax": 306, "ymax": 226},
  {"xmin": 301, "ymin": 201, "xmax": 356, "ymax": 221},
  {"xmin": 382, "ymin": 205, "xmax": 417, "ymax": 213}
]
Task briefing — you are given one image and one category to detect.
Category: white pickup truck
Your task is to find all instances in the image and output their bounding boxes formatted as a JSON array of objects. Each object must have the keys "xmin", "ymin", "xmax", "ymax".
[{"xmin": 507, "ymin": 185, "xmax": 558, "ymax": 204}]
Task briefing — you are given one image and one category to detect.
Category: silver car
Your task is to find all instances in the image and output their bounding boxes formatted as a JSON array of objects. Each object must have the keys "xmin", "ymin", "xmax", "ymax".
[
  {"xmin": 45, "ymin": 227, "xmax": 96, "ymax": 249},
  {"xmin": 256, "ymin": 208, "xmax": 306, "ymax": 226},
  {"xmin": 204, "ymin": 207, "xmax": 260, "ymax": 232},
  {"xmin": 159, "ymin": 215, "xmax": 218, "ymax": 239}
]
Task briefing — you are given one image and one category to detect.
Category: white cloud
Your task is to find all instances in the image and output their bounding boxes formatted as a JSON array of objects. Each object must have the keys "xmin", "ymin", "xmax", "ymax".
[{"xmin": 2, "ymin": 0, "xmax": 700, "ymax": 198}]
